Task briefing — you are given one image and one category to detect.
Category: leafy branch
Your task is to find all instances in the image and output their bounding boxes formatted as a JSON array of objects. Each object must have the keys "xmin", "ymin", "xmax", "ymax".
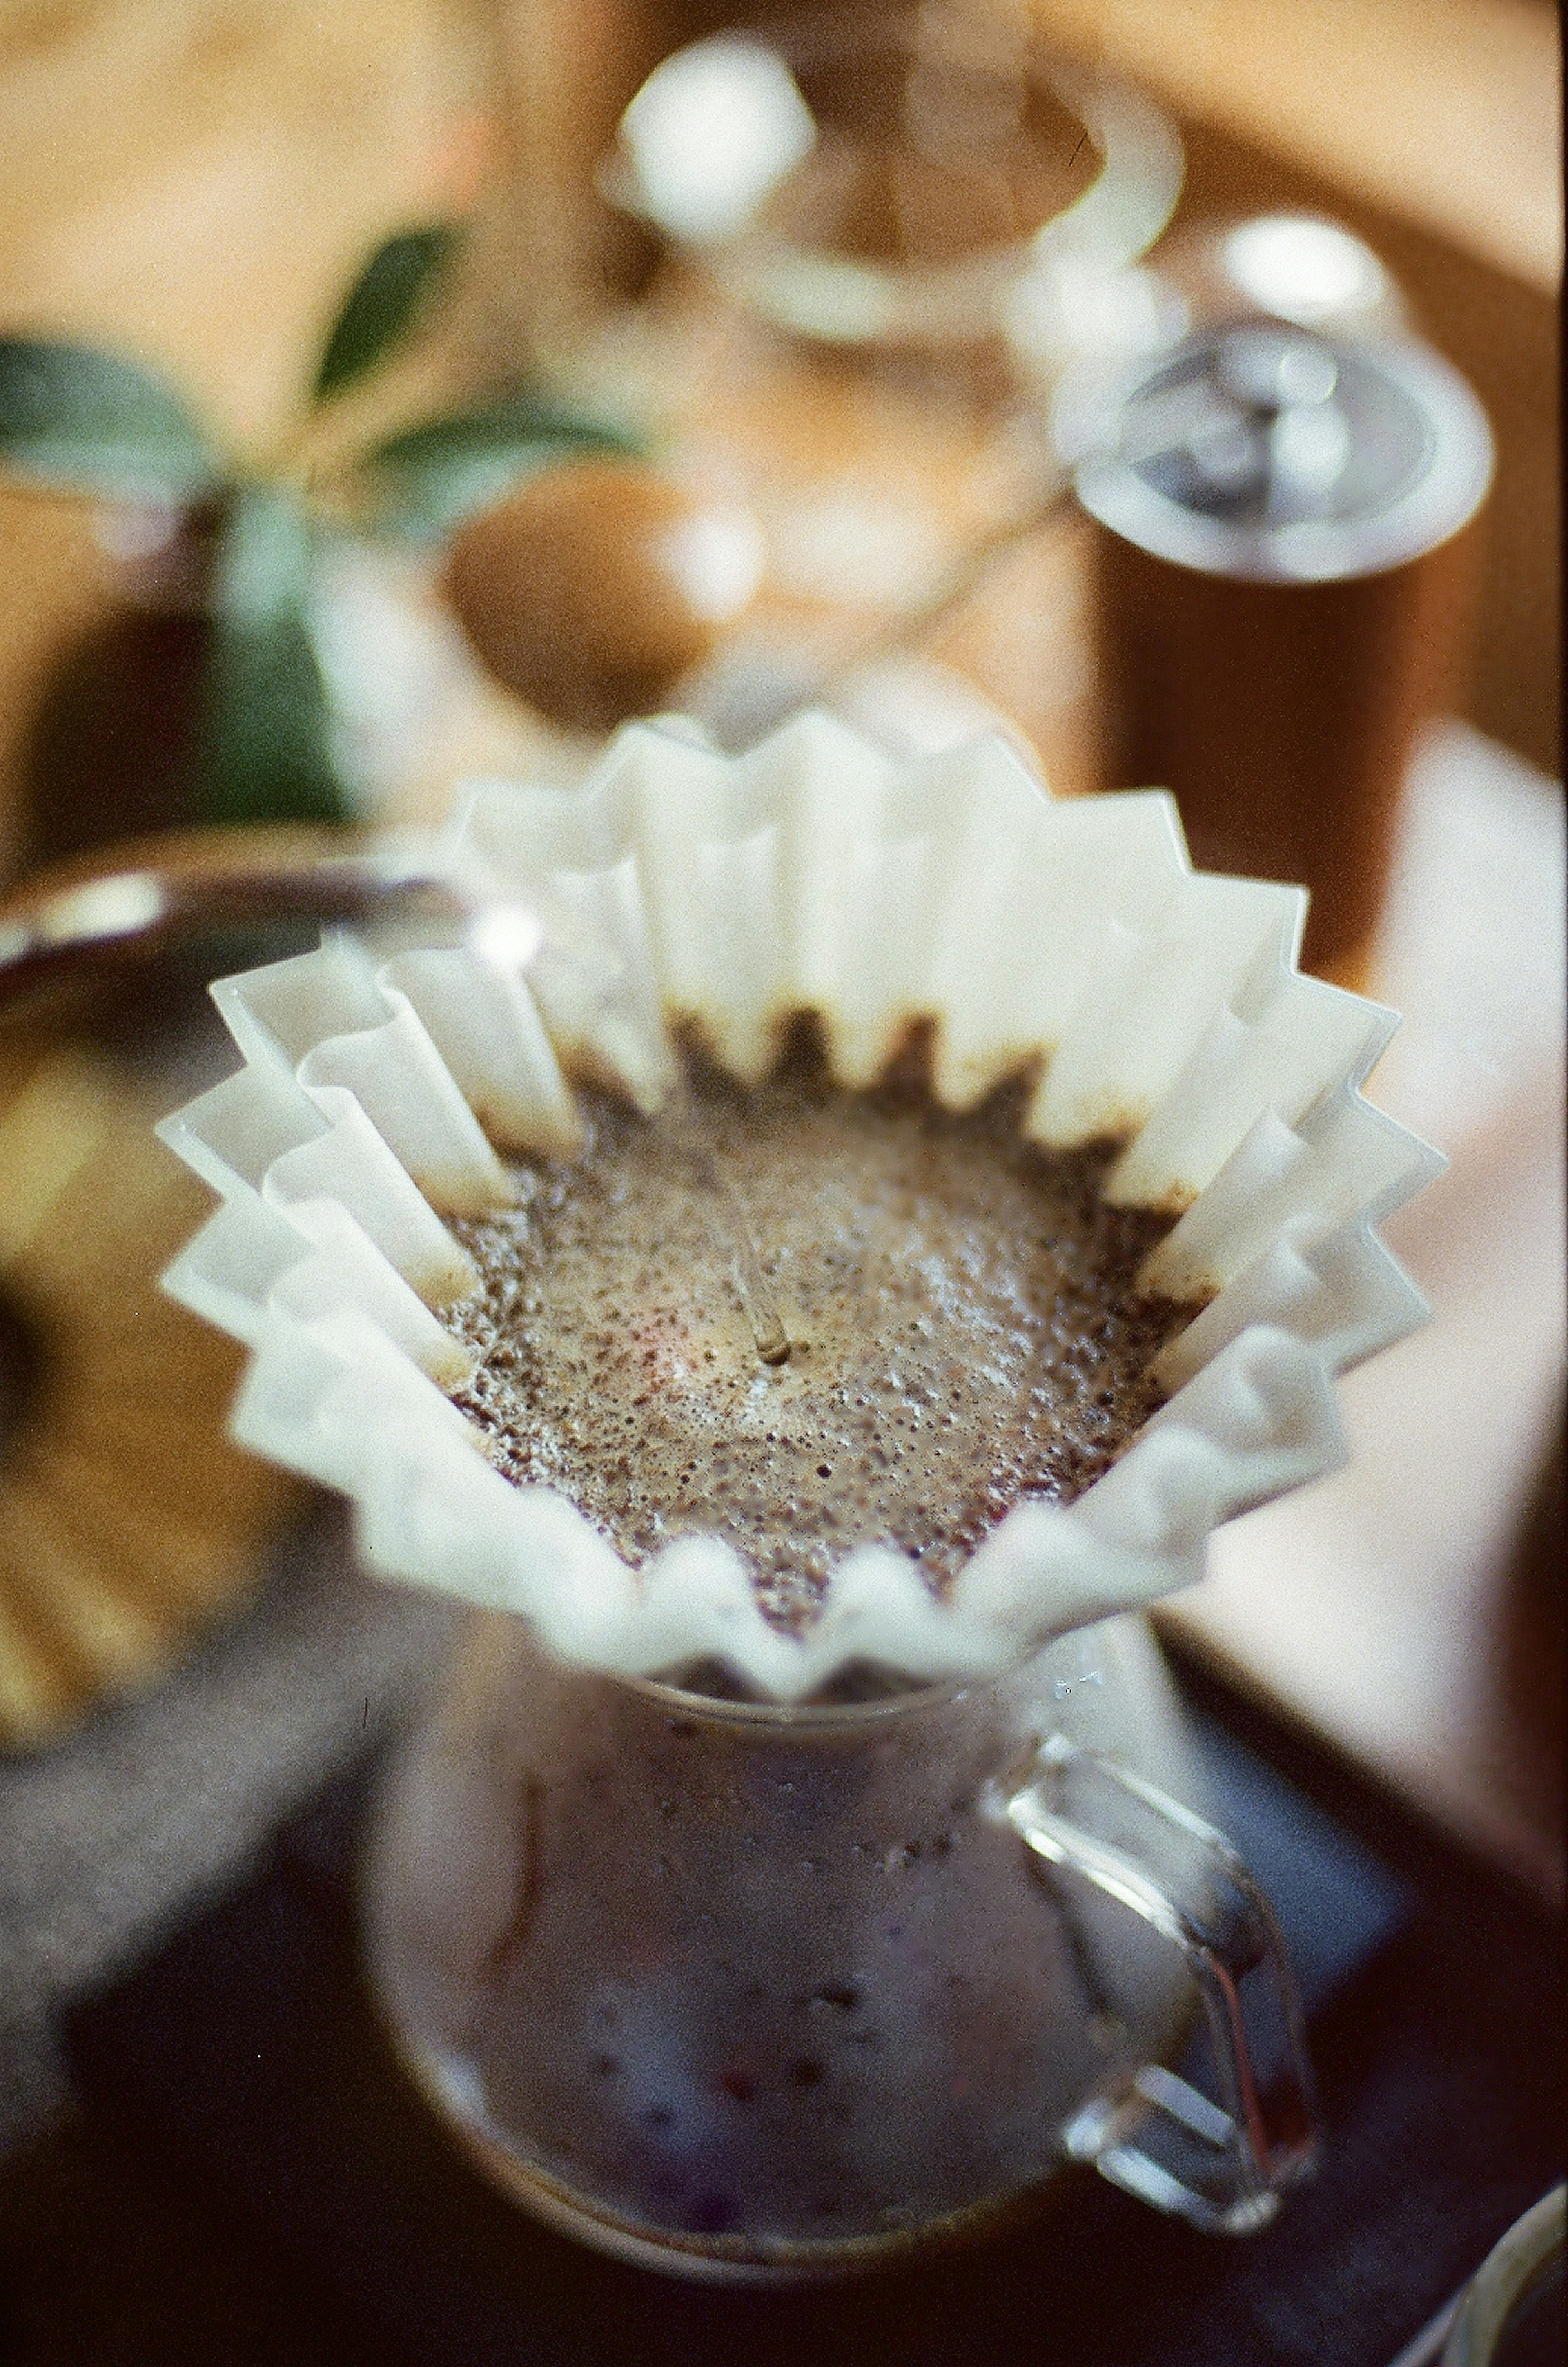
[{"xmin": 0, "ymin": 223, "xmax": 640, "ymax": 827}]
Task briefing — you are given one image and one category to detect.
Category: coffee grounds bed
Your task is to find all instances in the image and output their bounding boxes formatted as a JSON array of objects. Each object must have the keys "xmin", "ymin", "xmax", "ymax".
[{"xmin": 446, "ymin": 1045, "xmax": 1196, "ymax": 1626}]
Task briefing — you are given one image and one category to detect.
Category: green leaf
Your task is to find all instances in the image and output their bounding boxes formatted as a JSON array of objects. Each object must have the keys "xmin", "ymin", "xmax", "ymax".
[
  {"xmin": 314, "ymin": 223, "xmax": 463, "ymax": 401},
  {"xmin": 209, "ymin": 484, "xmax": 314, "ymax": 631},
  {"xmin": 362, "ymin": 391, "xmax": 644, "ymax": 537},
  {"xmin": 194, "ymin": 488, "xmax": 350, "ymax": 826},
  {"xmin": 0, "ymin": 338, "xmax": 219, "ymax": 499}
]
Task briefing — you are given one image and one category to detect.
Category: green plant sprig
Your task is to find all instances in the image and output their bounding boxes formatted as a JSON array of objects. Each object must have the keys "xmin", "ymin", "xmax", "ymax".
[{"xmin": 0, "ymin": 224, "xmax": 640, "ymax": 827}]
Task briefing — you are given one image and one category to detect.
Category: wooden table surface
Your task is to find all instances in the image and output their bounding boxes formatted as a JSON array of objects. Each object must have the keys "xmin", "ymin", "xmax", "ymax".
[{"xmin": 1160, "ymin": 720, "xmax": 1565, "ymax": 1905}]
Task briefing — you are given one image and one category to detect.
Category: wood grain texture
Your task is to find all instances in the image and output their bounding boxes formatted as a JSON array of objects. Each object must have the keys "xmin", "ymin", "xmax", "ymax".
[
  {"xmin": 1027, "ymin": 0, "xmax": 1562, "ymax": 291},
  {"xmin": 1161, "ymin": 723, "xmax": 1566, "ymax": 1905},
  {"xmin": 0, "ymin": 1031, "xmax": 297, "ymax": 1752},
  {"xmin": 0, "ymin": 0, "xmax": 479, "ymax": 455}
]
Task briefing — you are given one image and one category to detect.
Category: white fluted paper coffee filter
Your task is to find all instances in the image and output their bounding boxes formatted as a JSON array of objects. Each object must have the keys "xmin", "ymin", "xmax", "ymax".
[{"xmin": 158, "ymin": 713, "xmax": 1441, "ymax": 1699}]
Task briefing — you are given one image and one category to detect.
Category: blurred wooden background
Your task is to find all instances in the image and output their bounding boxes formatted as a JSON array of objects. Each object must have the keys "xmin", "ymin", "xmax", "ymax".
[
  {"xmin": 0, "ymin": 0, "xmax": 1559, "ymax": 1886},
  {"xmin": 0, "ymin": 0, "xmax": 1559, "ymax": 886},
  {"xmin": 490, "ymin": 0, "xmax": 1564, "ymax": 781},
  {"xmin": 0, "ymin": 0, "xmax": 500, "ymax": 877}
]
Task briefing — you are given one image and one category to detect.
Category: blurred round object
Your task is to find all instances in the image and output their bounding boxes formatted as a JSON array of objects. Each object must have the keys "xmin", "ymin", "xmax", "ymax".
[
  {"xmin": 1004, "ymin": 256, "xmax": 1187, "ymax": 391},
  {"xmin": 0, "ymin": 1019, "xmax": 298, "ymax": 1751},
  {"xmin": 1154, "ymin": 212, "xmax": 1410, "ymax": 346},
  {"xmin": 606, "ymin": 7, "xmax": 1182, "ymax": 374},
  {"xmin": 443, "ymin": 459, "xmax": 764, "ymax": 733},
  {"xmin": 1444, "ymin": 2187, "xmax": 1565, "ymax": 2367},
  {"xmin": 16, "ymin": 498, "xmax": 225, "ymax": 876},
  {"xmin": 1067, "ymin": 326, "xmax": 1492, "ymax": 582},
  {"xmin": 309, "ymin": 541, "xmax": 608, "ymax": 829},
  {"xmin": 613, "ymin": 33, "xmax": 819, "ymax": 250},
  {"xmin": 22, "ymin": 610, "xmax": 211, "ymax": 874},
  {"xmin": 1069, "ymin": 324, "xmax": 1493, "ymax": 979},
  {"xmin": 1220, "ymin": 215, "xmax": 1403, "ymax": 336}
]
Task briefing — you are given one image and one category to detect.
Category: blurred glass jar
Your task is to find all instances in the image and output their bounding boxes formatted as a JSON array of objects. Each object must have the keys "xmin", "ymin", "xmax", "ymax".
[
  {"xmin": 607, "ymin": 4, "xmax": 1182, "ymax": 383},
  {"xmin": 580, "ymin": 5, "xmax": 1182, "ymax": 766}
]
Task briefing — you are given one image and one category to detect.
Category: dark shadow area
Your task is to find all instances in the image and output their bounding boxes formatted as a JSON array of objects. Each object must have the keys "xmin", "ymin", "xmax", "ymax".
[{"xmin": 0, "ymin": 1673, "xmax": 1557, "ymax": 2366}]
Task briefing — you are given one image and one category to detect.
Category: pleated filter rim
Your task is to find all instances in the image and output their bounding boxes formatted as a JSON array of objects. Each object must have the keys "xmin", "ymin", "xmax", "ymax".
[{"xmin": 156, "ymin": 712, "xmax": 1443, "ymax": 1700}]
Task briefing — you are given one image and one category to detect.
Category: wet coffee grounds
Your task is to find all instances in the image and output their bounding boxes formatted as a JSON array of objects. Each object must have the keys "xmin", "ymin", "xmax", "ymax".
[{"xmin": 448, "ymin": 1027, "xmax": 1203, "ymax": 1631}]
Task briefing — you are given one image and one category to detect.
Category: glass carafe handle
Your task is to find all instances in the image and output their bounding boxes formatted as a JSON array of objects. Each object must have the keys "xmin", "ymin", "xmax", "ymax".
[{"xmin": 989, "ymin": 1732, "xmax": 1318, "ymax": 2236}]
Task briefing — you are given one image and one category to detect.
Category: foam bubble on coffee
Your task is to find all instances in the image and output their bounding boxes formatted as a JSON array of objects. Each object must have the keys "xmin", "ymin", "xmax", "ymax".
[{"xmin": 449, "ymin": 1023, "xmax": 1203, "ymax": 1631}]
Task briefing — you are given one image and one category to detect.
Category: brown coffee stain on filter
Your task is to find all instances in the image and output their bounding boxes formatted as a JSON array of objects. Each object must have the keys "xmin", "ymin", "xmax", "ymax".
[
  {"xmin": 443, "ymin": 460, "xmax": 760, "ymax": 735},
  {"xmin": 0, "ymin": 1034, "xmax": 298, "ymax": 1750}
]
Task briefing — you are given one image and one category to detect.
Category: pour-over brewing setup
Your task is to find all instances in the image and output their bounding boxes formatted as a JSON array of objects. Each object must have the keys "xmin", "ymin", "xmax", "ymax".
[{"xmin": 150, "ymin": 713, "xmax": 1440, "ymax": 2271}]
